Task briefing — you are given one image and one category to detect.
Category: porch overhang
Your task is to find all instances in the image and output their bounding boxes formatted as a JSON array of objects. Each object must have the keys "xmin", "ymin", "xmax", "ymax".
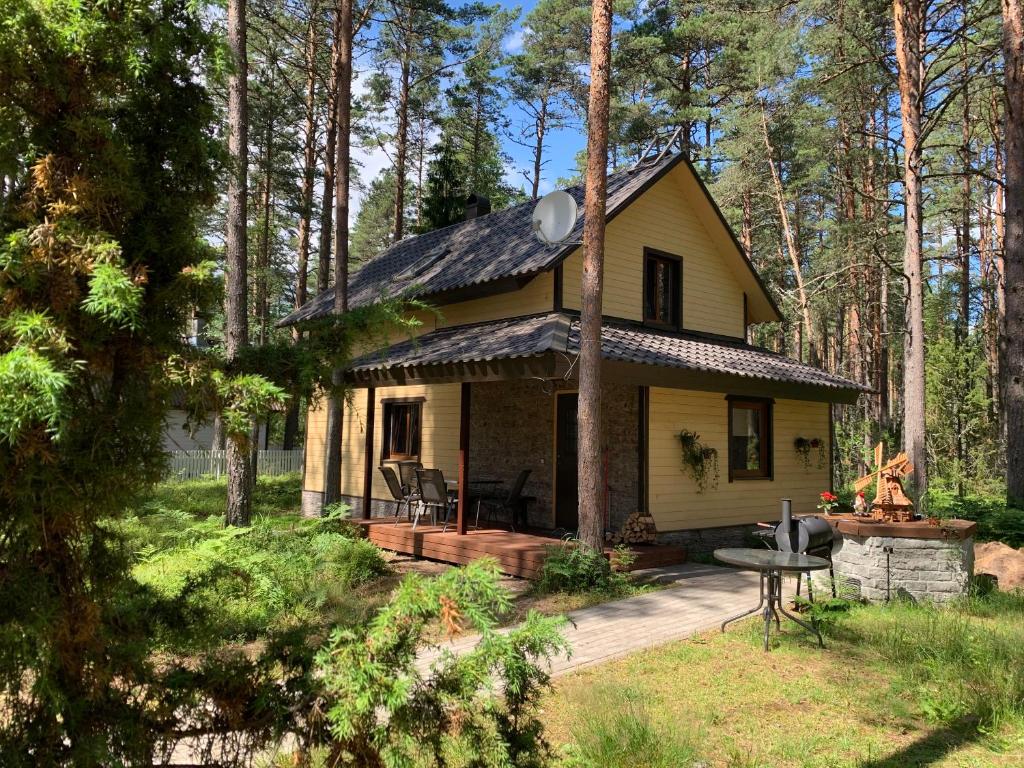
[{"xmin": 344, "ymin": 311, "xmax": 866, "ymax": 405}]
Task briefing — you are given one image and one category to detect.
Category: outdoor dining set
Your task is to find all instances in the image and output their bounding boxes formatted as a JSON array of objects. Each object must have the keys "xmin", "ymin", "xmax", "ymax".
[{"xmin": 378, "ymin": 461, "xmax": 533, "ymax": 532}]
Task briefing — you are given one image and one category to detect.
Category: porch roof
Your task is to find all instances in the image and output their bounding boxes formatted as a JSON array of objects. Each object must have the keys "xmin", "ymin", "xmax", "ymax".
[{"xmin": 347, "ymin": 312, "xmax": 866, "ymax": 403}]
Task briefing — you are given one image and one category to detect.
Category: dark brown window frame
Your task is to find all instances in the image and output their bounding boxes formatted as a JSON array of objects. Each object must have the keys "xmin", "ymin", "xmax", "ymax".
[
  {"xmin": 642, "ymin": 247, "xmax": 683, "ymax": 331},
  {"xmin": 726, "ymin": 395, "xmax": 774, "ymax": 481},
  {"xmin": 381, "ymin": 399, "xmax": 423, "ymax": 462}
]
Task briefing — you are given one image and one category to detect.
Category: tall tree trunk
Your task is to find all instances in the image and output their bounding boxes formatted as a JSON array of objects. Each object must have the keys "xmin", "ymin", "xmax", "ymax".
[
  {"xmin": 393, "ymin": 53, "xmax": 411, "ymax": 241},
  {"xmin": 323, "ymin": 0, "xmax": 352, "ymax": 508},
  {"xmin": 285, "ymin": 14, "xmax": 319, "ymax": 452},
  {"xmin": 741, "ymin": 187, "xmax": 753, "ymax": 256},
  {"xmin": 256, "ymin": 100, "xmax": 273, "ymax": 346},
  {"xmin": 958, "ymin": 47, "xmax": 973, "ymax": 340},
  {"xmin": 1002, "ymin": 0, "xmax": 1024, "ymax": 504},
  {"xmin": 577, "ymin": 0, "xmax": 612, "ymax": 553},
  {"xmin": 760, "ymin": 105, "xmax": 815, "ymax": 364},
  {"xmin": 531, "ymin": 98, "xmax": 548, "ymax": 200},
  {"xmin": 893, "ymin": 0, "xmax": 928, "ymax": 499},
  {"xmin": 225, "ymin": 0, "xmax": 252, "ymax": 527},
  {"xmin": 317, "ymin": 11, "xmax": 341, "ymax": 293}
]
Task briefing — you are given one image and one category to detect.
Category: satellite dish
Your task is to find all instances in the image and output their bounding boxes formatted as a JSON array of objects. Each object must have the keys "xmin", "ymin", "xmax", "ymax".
[{"xmin": 531, "ymin": 190, "xmax": 579, "ymax": 246}]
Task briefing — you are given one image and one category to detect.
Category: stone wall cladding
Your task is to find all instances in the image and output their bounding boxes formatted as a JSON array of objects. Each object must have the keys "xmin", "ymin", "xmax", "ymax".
[
  {"xmin": 468, "ymin": 380, "xmax": 639, "ymax": 530},
  {"xmin": 825, "ymin": 534, "xmax": 974, "ymax": 603},
  {"xmin": 301, "ymin": 490, "xmax": 323, "ymax": 518},
  {"xmin": 601, "ymin": 382, "xmax": 640, "ymax": 531},
  {"xmin": 469, "ymin": 380, "xmax": 556, "ymax": 528},
  {"xmin": 655, "ymin": 524, "xmax": 757, "ymax": 555}
]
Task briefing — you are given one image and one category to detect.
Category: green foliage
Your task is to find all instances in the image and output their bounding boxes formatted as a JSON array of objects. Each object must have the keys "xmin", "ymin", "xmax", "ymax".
[
  {"xmin": 827, "ymin": 593, "xmax": 1024, "ymax": 729},
  {"xmin": 678, "ymin": 429, "xmax": 719, "ymax": 493},
  {"xmin": 534, "ymin": 541, "xmax": 631, "ymax": 596},
  {"xmin": 122, "ymin": 503, "xmax": 387, "ymax": 643},
  {"xmin": 925, "ymin": 489, "xmax": 1024, "ymax": 548},
  {"xmin": 416, "ymin": 139, "xmax": 470, "ymax": 234},
  {"xmin": 0, "ymin": 0, "xmax": 234, "ymax": 761},
  {"xmin": 560, "ymin": 684, "xmax": 702, "ymax": 768},
  {"xmin": 82, "ymin": 259, "xmax": 144, "ymax": 330},
  {"xmin": 315, "ymin": 558, "xmax": 568, "ymax": 767}
]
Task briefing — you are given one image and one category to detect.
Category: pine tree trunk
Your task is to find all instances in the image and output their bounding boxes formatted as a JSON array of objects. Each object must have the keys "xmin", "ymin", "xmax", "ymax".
[
  {"xmin": 894, "ymin": 0, "xmax": 928, "ymax": 499},
  {"xmin": 323, "ymin": 0, "xmax": 352, "ymax": 508},
  {"xmin": 577, "ymin": 0, "xmax": 613, "ymax": 554},
  {"xmin": 531, "ymin": 98, "xmax": 548, "ymax": 200},
  {"xmin": 393, "ymin": 55, "xmax": 411, "ymax": 241},
  {"xmin": 317, "ymin": 11, "xmax": 341, "ymax": 293},
  {"xmin": 1002, "ymin": 0, "xmax": 1024, "ymax": 504},
  {"xmin": 761, "ymin": 106, "xmax": 815, "ymax": 364},
  {"xmin": 225, "ymin": 0, "xmax": 252, "ymax": 527}
]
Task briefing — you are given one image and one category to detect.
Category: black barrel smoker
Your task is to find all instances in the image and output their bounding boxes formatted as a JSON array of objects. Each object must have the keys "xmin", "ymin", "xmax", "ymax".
[{"xmin": 774, "ymin": 498, "xmax": 841, "ymax": 600}]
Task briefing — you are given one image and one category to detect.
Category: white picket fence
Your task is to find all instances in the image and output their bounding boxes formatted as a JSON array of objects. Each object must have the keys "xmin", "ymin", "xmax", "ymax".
[{"xmin": 165, "ymin": 449, "xmax": 303, "ymax": 481}]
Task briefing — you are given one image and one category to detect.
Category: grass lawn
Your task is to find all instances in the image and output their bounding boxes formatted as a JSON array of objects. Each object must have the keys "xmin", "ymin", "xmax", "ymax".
[{"xmin": 544, "ymin": 594, "xmax": 1024, "ymax": 768}]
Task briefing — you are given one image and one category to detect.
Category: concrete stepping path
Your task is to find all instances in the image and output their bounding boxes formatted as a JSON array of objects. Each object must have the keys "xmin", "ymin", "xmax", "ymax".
[{"xmin": 421, "ymin": 563, "xmax": 796, "ymax": 677}]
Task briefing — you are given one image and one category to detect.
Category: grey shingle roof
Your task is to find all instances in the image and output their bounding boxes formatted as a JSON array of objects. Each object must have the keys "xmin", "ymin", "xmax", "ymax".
[
  {"xmin": 280, "ymin": 152, "xmax": 688, "ymax": 326},
  {"xmin": 349, "ymin": 312, "xmax": 865, "ymax": 396}
]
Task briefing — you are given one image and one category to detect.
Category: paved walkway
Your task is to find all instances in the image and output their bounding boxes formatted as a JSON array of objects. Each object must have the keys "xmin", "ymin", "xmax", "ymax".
[{"xmin": 421, "ymin": 562, "xmax": 791, "ymax": 677}]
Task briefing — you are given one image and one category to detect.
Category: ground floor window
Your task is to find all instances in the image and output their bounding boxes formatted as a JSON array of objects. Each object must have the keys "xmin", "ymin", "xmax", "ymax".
[
  {"xmin": 728, "ymin": 397, "xmax": 772, "ymax": 480},
  {"xmin": 382, "ymin": 400, "xmax": 421, "ymax": 461}
]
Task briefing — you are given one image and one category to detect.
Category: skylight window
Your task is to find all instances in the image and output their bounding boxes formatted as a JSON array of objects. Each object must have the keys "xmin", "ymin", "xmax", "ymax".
[{"xmin": 396, "ymin": 248, "xmax": 449, "ymax": 281}]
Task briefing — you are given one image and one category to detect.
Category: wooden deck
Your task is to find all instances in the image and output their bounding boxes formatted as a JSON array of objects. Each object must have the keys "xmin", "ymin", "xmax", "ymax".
[{"xmin": 353, "ymin": 519, "xmax": 686, "ymax": 580}]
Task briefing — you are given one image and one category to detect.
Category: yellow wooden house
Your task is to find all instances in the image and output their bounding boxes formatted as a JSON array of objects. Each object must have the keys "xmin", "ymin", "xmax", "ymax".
[{"xmin": 281, "ymin": 151, "xmax": 862, "ymax": 565}]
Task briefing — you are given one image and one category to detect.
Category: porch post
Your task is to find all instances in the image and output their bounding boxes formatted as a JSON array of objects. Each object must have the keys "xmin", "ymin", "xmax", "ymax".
[
  {"xmin": 457, "ymin": 382, "xmax": 471, "ymax": 534},
  {"xmin": 361, "ymin": 387, "xmax": 375, "ymax": 519}
]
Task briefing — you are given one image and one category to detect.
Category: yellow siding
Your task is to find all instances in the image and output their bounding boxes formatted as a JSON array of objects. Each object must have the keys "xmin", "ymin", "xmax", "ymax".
[
  {"xmin": 648, "ymin": 389, "xmax": 831, "ymax": 530},
  {"xmin": 303, "ymin": 399, "xmax": 328, "ymax": 493},
  {"xmin": 562, "ymin": 167, "xmax": 746, "ymax": 337},
  {"xmin": 304, "ymin": 383, "xmax": 462, "ymax": 499},
  {"xmin": 435, "ymin": 272, "xmax": 553, "ymax": 328}
]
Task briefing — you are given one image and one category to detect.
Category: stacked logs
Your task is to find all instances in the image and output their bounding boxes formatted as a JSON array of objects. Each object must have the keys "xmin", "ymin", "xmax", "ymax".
[{"xmin": 607, "ymin": 511, "xmax": 657, "ymax": 545}]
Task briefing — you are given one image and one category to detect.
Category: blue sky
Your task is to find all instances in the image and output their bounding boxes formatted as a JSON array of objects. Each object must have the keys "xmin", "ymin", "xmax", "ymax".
[{"xmin": 351, "ymin": 0, "xmax": 587, "ymax": 219}]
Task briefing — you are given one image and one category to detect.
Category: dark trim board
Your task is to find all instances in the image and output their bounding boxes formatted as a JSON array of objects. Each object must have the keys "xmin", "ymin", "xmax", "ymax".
[{"xmin": 601, "ymin": 360, "xmax": 861, "ymax": 405}]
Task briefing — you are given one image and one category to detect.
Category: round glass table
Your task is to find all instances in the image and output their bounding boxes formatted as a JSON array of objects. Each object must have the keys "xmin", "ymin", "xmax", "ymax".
[{"xmin": 713, "ymin": 548, "xmax": 831, "ymax": 652}]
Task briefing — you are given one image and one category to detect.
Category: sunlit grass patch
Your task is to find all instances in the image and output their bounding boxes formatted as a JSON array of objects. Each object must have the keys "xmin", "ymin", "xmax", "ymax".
[{"xmin": 545, "ymin": 593, "xmax": 1024, "ymax": 767}]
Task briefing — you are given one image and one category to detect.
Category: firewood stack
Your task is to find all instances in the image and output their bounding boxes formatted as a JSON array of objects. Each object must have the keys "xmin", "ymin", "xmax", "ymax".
[{"xmin": 607, "ymin": 512, "xmax": 657, "ymax": 545}]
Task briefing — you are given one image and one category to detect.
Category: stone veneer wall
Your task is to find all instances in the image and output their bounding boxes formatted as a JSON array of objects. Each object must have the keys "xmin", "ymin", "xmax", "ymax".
[
  {"xmin": 468, "ymin": 380, "xmax": 639, "ymax": 530},
  {"xmin": 823, "ymin": 534, "xmax": 974, "ymax": 603},
  {"xmin": 655, "ymin": 524, "xmax": 759, "ymax": 555}
]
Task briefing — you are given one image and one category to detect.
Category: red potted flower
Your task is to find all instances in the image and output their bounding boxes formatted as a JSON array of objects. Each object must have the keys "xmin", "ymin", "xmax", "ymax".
[{"xmin": 817, "ymin": 491, "xmax": 839, "ymax": 515}]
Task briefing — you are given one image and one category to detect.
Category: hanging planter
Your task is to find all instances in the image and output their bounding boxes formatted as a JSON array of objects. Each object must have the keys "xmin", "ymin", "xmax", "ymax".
[
  {"xmin": 678, "ymin": 430, "xmax": 719, "ymax": 493},
  {"xmin": 794, "ymin": 437, "xmax": 826, "ymax": 470}
]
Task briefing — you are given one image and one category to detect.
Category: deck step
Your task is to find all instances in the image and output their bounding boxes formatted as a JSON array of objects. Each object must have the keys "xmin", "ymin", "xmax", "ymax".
[{"xmin": 352, "ymin": 519, "xmax": 686, "ymax": 579}]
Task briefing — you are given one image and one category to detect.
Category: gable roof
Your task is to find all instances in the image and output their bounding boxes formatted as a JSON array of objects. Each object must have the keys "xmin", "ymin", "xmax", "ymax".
[
  {"xmin": 280, "ymin": 151, "xmax": 782, "ymax": 326},
  {"xmin": 348, "ymin": 312, "xmax": 864, "ymax": 403}
]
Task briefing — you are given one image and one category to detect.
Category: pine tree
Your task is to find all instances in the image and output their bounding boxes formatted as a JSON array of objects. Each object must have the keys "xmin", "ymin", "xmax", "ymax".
[{"xmin": 416, "ymin": 140, "xmax": 469, "ymax": 233}]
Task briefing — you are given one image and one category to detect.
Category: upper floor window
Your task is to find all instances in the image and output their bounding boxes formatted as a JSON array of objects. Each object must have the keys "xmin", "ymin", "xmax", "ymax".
[
  {"xmin": 728, "ymin": 397, "xmax": 773, "ymax": 480},
  {"xmin": 643, "ymin": 249, "xmax": 681, "ymax": 329},
  {"xmin": 382, "ymin": 400, "xmax": 421, "ymax": 461}
]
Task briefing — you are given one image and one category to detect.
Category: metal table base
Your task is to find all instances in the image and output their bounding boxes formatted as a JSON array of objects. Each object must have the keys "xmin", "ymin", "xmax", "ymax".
[{"xmin": 720, "ymin": 568, "xmax": 824, "ymax": 652}]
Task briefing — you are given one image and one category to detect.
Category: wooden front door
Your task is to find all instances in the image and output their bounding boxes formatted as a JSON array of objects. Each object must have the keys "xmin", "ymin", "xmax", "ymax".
[{"xmin": 555, "ymin": 392, "xmax": 579, "ymax": 531}]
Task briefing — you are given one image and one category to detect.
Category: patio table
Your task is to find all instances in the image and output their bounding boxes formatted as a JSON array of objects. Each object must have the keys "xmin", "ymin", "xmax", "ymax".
[{"xmin": 713, "ymin": 548, "xmax": 830, "ymax": 652}]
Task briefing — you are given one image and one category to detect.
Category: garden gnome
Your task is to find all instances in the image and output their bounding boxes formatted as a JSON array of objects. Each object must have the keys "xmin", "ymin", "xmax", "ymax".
[{"xmin": 854, "ymin": 491, "xmax": 868, "ymax": 516}]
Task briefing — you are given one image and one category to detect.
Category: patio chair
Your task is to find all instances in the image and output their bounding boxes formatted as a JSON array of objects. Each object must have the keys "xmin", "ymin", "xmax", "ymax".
[
  {"xmin": 415, "ymin": 468, "xmax": 455, "ymax": 531},
  {"xmin": 380, "ymin": 465, "xmax": 415, "ymax": 525},
  {"xmin": 478, "ymin": 469, "xmax": 531, "ymax": 532},
  {"xmin": 397, "ymin": 460, "xmax": 422, "ymax": 494}
]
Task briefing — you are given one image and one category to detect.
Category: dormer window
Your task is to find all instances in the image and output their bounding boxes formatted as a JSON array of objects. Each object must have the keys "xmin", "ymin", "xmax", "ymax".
[{"xmin": 643, "ymin": 248, "xmax": 681, "ymax": 330}]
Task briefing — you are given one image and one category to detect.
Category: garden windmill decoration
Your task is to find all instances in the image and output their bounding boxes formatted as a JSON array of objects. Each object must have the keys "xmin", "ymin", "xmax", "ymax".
[{"xmin": 853, "ymin": 443, "xmax": 915, "ymax": 522}]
